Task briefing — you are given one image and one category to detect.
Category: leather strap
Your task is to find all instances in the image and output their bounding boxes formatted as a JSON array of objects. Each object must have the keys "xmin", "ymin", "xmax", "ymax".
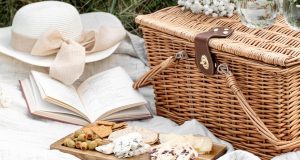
[{"xmin": 195, "ymin": 27, "xmax": 233, "ymax": 75}]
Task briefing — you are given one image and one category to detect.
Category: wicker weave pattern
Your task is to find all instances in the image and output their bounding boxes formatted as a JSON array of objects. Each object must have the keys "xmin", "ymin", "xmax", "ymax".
[
  {"xmin": 136, "ymin": 7, "xmax": 300, "ymax": 67},
  {"xmin": 136, "ymin": 7, "xmax": 300, "ymax": 159}
]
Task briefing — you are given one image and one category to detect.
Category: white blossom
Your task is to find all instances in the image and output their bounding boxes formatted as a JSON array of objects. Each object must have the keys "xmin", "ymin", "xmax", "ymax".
[
  {"xmin": 207, "ymin": 8, "xmax": 213, "ymax": 13},
  {"xmin": 219, "ymin": 1, "xmax": 224, "ymax": 6},
  {"xmin": 220, "ymin": 10, "xmax": 227, "ymax": 16},
  {"xmin": 204, "ymin": 0, "xmax": 211, "ymax": 5},
  {"xmin": 191, "ymin": 1, "xmax": 203, "ymax": 13},
  {"xmin": 178, "ymin": 0, "xmax": 236, "ymax": 17},
  {"xmin": 203, "ymin": 4, "xmax": 210, "ymax": 10},
  {"xmin": 218, "ymin": 5, "xmax": 225, "ymax": 11},
  {"xmin": 213, "ymin": 0, "xmax": 220, "ymax": 6},
  {"xmin": 212, "ymin": 13, "xmax": 218, "ymax": 17},
  {"xmin": 227, "ymin": 3, "xmax": 235, "ymax": 11},
  {"xmin": 227, "ymin": 12, "xmax": 233, "ymax": 17},
  {"xmin": 185, "ymin": 0, "xmax": 192, "ymax": 9},
  {"xmin": 212, "ymin": 5, "xmax": 219, "ymax": 12},
  {"xmin": 178, "ymin": 0, "xmax": 186, "ymax": 6}
]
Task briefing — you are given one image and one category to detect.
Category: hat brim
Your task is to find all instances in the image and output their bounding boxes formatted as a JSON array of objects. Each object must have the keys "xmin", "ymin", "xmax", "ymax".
[{"xmin": 0, "ymin": 12, "xmax": 124, "ymax": 67}]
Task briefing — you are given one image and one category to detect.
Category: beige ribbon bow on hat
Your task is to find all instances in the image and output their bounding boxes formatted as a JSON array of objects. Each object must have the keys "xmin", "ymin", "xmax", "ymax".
[{"xmin": 12, "ymin": 26, "xmax": 126, "ymax": 85}]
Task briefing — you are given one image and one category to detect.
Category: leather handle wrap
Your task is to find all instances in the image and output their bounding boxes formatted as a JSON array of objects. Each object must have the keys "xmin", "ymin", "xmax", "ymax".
[{"xmin": 195, "ymin": 27, "xmax": 233, "ymax": 75}]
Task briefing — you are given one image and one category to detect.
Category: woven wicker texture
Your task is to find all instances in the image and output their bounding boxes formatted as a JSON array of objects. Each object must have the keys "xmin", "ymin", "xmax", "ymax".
[{"xmin": 136, "ymin": 7, "xmax": 300, "ymax": 159}]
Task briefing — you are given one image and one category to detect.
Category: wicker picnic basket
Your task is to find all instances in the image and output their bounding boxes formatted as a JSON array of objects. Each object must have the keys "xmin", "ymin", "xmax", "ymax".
[{"xmin": 133, "ymin": 7, "xmax": 300, "ymax": 159}]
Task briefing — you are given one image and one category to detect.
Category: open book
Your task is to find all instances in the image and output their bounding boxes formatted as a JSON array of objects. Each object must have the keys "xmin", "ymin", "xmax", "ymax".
[{"xmin": 20, "ymin": 67, "xmax": 152, "ymax": 126}]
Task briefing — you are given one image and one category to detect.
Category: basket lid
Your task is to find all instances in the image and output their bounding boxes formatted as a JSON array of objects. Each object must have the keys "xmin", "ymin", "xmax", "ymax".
[{"xmin": 136, "ymin": 7, "xmax": 300, "ymax": 67}]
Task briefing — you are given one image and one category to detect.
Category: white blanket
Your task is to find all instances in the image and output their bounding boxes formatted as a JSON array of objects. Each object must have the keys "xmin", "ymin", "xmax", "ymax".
[
  {"xmin": 0, "ymin": 82, "xmax": 235, "ymax": 160},
  {"xmin": 0, "ymin": 32, "xmax": 153, "ymax": 160},
  {"xmin": 0, "ymin": 32, "xmax": 232, "ymax": 159},
  {"xmin": 0, "ymin": 31, "xmax": 295, "ymax": 160}
]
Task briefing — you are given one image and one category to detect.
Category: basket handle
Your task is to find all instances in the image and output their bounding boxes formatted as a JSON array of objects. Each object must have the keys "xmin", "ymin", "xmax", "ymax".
[
  {"xmin": 133, "ymin": 51, "xmax": 188, "ymax": 89},
  {"xmin": 217, "ymin": 63, "xmax": 300, "ymax": 150},
  {"xmin": 134, "ymin": 58, "xmax": 300, "ymax": 150}
]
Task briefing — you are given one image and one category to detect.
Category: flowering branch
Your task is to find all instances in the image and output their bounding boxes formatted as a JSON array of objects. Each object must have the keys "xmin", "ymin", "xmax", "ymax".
[{"xmin": 178, "ymin": 0, "xmax": 235, "ymax": 17}]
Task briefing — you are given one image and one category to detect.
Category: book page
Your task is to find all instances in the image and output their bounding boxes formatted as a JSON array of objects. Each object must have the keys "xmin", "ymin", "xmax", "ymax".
[
  {"xmin": 29, "ymin": 76, "xmax": 79, "ymax": 116},
  {"xmin": 31, "ymin": 71, "xmax": 89, "ymax": 119},
  {"xmin": 21, "ymin": 79, "xmax": 89, "ymax": 125},
  {"xmin": 100, "ymin": 105, "xmax": 152, "ymax": 121},
  {"xmin": 77, "ymin": 67, "xmax": 147, "ymax": 122}
]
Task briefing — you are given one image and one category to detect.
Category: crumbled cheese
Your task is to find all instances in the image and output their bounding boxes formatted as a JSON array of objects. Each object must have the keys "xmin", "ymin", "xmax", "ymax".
[
  {"xmin": 150, "ymin": 143, "xmax": 198, "ymax": 160},
  {"xmin": 95, "ymin": 143, "xmax": 114, "ymax": 154},
  {"xmin": 96, "ymin": 132, "xmax": 150, "ymax": 158},
  {"xmin": 113, "ymin": 132, "xmax": 150, "ymax": 158}
]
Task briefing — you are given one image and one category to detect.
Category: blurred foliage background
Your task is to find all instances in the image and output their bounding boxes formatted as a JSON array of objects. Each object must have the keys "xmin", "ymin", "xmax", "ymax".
[{"xmin": 0, "ymin": 0, "xmax": 177, "ymax": 35}]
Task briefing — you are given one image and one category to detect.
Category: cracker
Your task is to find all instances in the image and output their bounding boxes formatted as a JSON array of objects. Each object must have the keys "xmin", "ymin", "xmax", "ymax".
[
  {"xmin": 112, "ymin": 127, "xmax": 126, "ymax": 132},
  {"xmin": 112, "ymin": 122, "xmax": 127, "ymax": 129},
  {"xmin": 96, "ymin": 121, "xmax": 115, "ymax": 126},
  {"xmin": 83, "ymin": 127, "xmax": 93, "ymax": 133},
  {"xmin": 91, "ymin": 125, "xmax": 112, "ymax": 138},
  {"xmin": 85, "ymin": 123, "xmax": 95, "ymax": 128},
  {"xmin": 113, "ymin": 126, "xmax": 126, "ymax": 130}
]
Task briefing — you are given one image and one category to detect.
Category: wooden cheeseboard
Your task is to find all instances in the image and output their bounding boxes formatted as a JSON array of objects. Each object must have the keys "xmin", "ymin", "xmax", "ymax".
[{"xmin": 50, "ymin": 134, "xmax": 227, "ymax": 160}]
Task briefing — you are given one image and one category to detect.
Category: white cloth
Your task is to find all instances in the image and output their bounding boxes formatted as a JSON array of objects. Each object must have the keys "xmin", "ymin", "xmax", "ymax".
[
  {"xmin": 0, "ymin": 31, "xmax": 296, "ymax": 160},
  {"xmin": 272, "ymin": 151, "xmax": 300, "ymax": 160},
  {"xmin": 217, "ymin": 150, "xmax": 260, "ymax": 160},
  {"xmin": 0, "ymin": 32, "xmax": 154, "ymax": 160},
  {"xmin": 0, "ymin": 82, "xmax": 234, "ymax": 160},
  {"xmin": 0, "ymin": 82, "xmax": 80, "ymax": 160}
]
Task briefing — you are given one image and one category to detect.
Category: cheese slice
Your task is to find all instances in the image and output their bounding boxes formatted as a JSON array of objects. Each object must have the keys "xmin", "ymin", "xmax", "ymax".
[
  {"xmin": 159, "ymin": 134, "xmax": 213, "ymax": 154},
  {"xmin": 150, "ymin": 143, "xmax": 198, "ymax": 160}
]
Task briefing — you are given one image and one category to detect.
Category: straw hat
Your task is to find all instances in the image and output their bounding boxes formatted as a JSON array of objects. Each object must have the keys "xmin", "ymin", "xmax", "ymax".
[{"xmin": 0, "ymin": 1, "xmax": 126, "ymax": 84}]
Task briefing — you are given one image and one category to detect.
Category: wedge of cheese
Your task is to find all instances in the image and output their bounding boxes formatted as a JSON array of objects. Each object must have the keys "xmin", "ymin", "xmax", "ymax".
[
  {"xmin": 159, "ymin": 134, "xmax": 213, "ymax": 154},
  {"xmin": 150, "ymin": 143, "xmax": 198, "ymax": 160}
]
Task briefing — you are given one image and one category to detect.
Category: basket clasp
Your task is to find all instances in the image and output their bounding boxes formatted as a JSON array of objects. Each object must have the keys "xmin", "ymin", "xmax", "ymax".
[
  {"xmin": 195, "ymin": 27, "xmax": 233, "ymax": 75},
  {"xmin": 175, "ymin": 51, "xmax": 189, "ymax": 60}
]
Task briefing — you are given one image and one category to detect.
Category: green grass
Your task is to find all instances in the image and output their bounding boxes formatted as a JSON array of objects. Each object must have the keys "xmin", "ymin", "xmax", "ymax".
[{"xmin": 0, "ymin": 0, "xmax": 177, "ymax": 35}]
